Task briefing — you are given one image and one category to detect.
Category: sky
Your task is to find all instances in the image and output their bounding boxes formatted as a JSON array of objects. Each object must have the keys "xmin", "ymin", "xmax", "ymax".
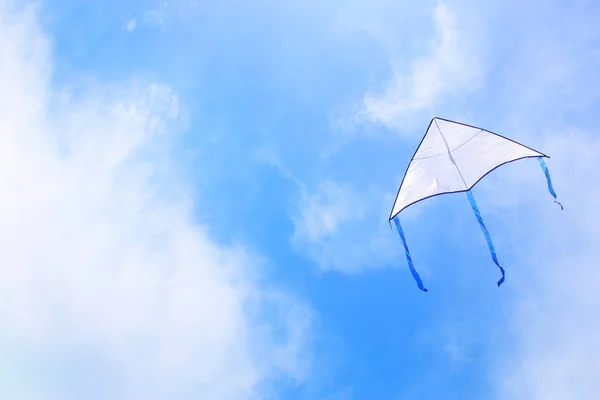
[{"xmin": 0, "ymin": 0, "xmax": 599, "ymax": 399}]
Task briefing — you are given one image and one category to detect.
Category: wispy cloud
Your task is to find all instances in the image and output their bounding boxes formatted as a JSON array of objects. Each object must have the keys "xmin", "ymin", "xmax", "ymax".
[
  {"xmin": 288, "ymin": 2, "xmax": 485, "ymax": 274},
  {"xmin": 290, "ymin": 180, "xmax": 402, "ymax": 273},
  {"xmin": 144, "ymin": 2, "xmax": 169, "ymax": 27},
  {"xmin": 359, "ymin": 3, "xmax": 484, "ymax": 132},
  {"xmin": 285, "ymin": 0, "xmax": 600, "ymax": 396},
  {"xmin": 295, "ymin": 181, "xmax": 361, "ymax": 244},
  {"xmin": 457, "ymin": 3, "xmax": 600, "ymax": 397},
  {"xmin": 0, "ymin": 3, "xmax": 312, "ymax": 398},
  {"xmin": 120, "ymin": 0, "xmax": 199, "ymax": 32},
  {"xmin": 478, "ymin": 129, "xmax": 600, "ymax": 400},
  {"xmin": 124, "ymin": 18, "xmax": 136, "ymax": 32}
]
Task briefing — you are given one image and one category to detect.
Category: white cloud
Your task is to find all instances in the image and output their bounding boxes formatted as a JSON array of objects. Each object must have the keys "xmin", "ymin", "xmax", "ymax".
[
  {"xmin": 290, "ymin": 180, "xmax": 403, "ymax": 273},
  {"xmin": 124, "ymin": 18, "xmax": 137, "ymax": 32},
  {"xmin": 466, "ymin": 129, "xmax": 599, "ymax": 400},
  {"xmin": 295, "ymin": 181, "xmax": 358, "ymax": 243},
  {"xmin": 0, "ymin": 2, "xmax": 311, "ymax": 399},
  {"xmin": 143, "ymin": 0, "xmax": 199, "ymax": 28},
  {"xmin": 145, "ymin": 5, "xmax": 167, "ymax": 27},
  {"xmin": 287, "ymin": 2, "xmax": 487, "ymax": 275},
  {"xmin": 257, "ymin": 152, "xmax": 404, "ymax": 273},
  {"xmin": 280, "ymin": 0, "xmax": 600, "ymax": 397},
  {"xmin": 359, "ymin": 3, "xmax": 484, "ymax": 131},
  {"xmin": 455, "ymin": 3, "xmax": 600, "ymax": 397}
]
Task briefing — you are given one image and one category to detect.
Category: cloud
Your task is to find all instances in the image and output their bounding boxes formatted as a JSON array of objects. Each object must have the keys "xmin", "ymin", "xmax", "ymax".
[
  {"xmin": 287, "ymin": 2, "xmax": 486, "ymax": 275},
  {"xmin": 290, "ymin": 180, "xmax": 402, "ymax": 273},
  {"xmin": 257, "ymin": 150, "xmax": 403, "ymax": 273},
  {"xmin": 254, "ymin": 0, "xmax": 600, "ymax": 397},
  {"xmin": 473, "ymin": 128, "xmax": 600, "ymax": 400},
  {"xmin": 295, "ymin": 181, "xmax": 359, "ymax": 243},
  {"xmin": 359, "ymin": 3, "xmax": 484, "ymax": 131},
  {"xmin": 145, "ymin": 4, "xmax": 168, "ymax": 27},
  {"xmin": 0, "ymin": 2, "xmax": 312, "ymax": 399},
  {"xmin": 143, "ymin": 0, "xmax": 199, "ymax": 28},
  {"xmin": 456, "ymin": 3, "xmax": 600, "ymax": 397},
  {"xmin": 286, "ymin": 0, "xmax": 600, "ymax": 396},
  {"xmin": 119, "ymin": 0, "xmax": 199, "ymax": 31},
  {"xmin": 124, "ymin": 18, "xmax": 136, "ymax": 32}
]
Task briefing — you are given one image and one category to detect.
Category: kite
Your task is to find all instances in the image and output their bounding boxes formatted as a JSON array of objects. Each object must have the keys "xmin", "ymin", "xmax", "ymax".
[{"xmin": 389, "ymin": 117, "xmax": 562, "ymax": 292}]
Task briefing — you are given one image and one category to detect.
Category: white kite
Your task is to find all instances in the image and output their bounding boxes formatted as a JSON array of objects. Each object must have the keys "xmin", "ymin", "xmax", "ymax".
[{"xmin": 390, "ymin": 117, "xmax": 562, "ymax": 292}]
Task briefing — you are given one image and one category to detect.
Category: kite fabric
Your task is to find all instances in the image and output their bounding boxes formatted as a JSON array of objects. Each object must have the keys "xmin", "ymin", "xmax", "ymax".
[{"xmin": 390, "ymin": 117, "xmax": 562, "ymax": 291}]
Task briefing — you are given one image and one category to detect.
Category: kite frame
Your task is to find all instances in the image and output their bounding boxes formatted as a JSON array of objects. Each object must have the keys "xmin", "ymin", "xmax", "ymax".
[{"xmin": 389, "ymin": 117, "xmax": 549, "ymax": 221}]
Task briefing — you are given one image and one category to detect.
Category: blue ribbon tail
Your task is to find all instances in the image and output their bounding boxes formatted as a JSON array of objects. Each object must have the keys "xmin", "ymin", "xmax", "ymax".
[
  {"xmin": 538, "ymin": 157, "xmax": 563, "ymax": 210},
  {"xmin": 392, "ymin": 216, "xmax": 428, "ymax": 292},
  {"xmin": 466, "ymin": 191, "xmax": 506, "ymax": 287}
]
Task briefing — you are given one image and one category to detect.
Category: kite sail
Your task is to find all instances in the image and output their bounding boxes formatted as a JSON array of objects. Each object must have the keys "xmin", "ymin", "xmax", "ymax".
[{"xmin": 390, "ymin": 117, "xmax": 562, "ymax": 291}]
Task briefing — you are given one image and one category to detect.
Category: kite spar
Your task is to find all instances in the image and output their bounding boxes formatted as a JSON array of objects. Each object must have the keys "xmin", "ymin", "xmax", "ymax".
[{"xmin": 390, "ymin": 117, "xmax": 562, "ymax": 291}]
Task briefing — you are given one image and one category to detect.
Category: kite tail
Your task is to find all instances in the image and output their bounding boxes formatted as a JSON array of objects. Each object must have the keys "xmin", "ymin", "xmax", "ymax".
[
  {"xmin": 538, "ymin": 157, "xmax": 563, "ymax": 210},
  {"xmin": 466, "ymin": 191, "xmax": 506, "ymax": 287},
  {"xmin": 392, "ymin": 216, "xmax": 428, "ymax": 292}
]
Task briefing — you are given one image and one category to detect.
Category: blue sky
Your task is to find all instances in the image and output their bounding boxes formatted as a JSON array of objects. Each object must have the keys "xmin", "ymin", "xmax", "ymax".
[{"xmin": 0, "ymin": 0, "xmax": 599, "ymax": 399}]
